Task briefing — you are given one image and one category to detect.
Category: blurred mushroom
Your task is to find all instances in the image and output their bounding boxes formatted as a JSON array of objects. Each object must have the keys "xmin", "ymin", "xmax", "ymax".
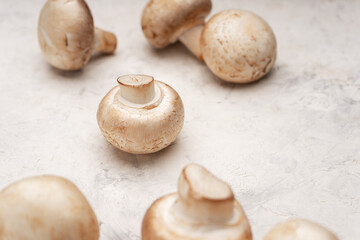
[
  {"xmin": 141, "ymin": 0, "xmax": 212, "ymax": 59},
  {"xmin": 142, "ymin": 164, "xmax": 252, "ymax": 240},
  {"xmin": 264, "ymin": 219, "xmax": 339, "ymax": 240},
  {"xmin": 141, "ymin": 0, "xmax": 276, "ymax": 83},
  {"xmin": 0, "ymin": 175, "xmax": 99, "ymax": 240},
  {"xmin": 97, "ymin": 74, "xmax": 184, "ymax": 154},
  {"xmin": 38, "ymin": 0, "xmax": 117, "ymax": 70}
]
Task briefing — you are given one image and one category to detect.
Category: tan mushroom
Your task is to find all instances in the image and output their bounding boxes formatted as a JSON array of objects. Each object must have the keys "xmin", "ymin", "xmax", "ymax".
[
  {"xmin": 97, "ymin": 74, "xmax": 184, "ymax": 154},
  {"xmin": 141, "ymin": 0, "xmax": 276, "ymax": 83},
  {"xmin": 201, "ymin": 10, "xmax": 277, "ymax": 83},
  {"xmin": 38, "ymin": 0, "xmax": 117, "ymax": 71},
  {"xmin": 0, "ymin": 175, "xmax": 99, "ymax": 240},
  {"xmin": 264, "ymin": 219, "xmax": 339, "ymax": 240},
  {"xmin": 141, "ymin": 0, "xmax": 212, "ymax": 59},
  {"xmin": 142, "ymin": 164, "xmax": 252, "ymax": 240}
]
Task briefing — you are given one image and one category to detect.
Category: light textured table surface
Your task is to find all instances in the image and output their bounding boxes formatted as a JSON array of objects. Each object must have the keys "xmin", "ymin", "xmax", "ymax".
[{"xmin": 0, "ymin": 0, "xmax": 359, "ymax": 239}]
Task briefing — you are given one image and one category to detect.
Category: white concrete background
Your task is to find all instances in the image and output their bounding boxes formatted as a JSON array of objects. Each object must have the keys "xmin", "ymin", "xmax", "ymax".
[{"xmin": 0, "ymin": 0, "xmax": 359, "ymax": 239}]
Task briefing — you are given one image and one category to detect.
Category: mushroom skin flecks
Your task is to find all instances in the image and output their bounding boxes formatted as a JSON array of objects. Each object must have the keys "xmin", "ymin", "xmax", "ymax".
[
  {"xmin": 201, "ymin": 10, "xmax": 277, "ymax": 83},
  {"xmin": 97, "ymin": 75, "xmax": 184, "ymax": 154},
  {"xmin": 141, "ymin": 0, "xmax": 277, "ymax": 83},
  {"xmin": 142, "ymin": 164, "xmax": 252, "ymax": 240},
  {"xmin": 264, "ymin": 219, "xmax": 340, "ymax": 240},
  {"xmin": 38, "ymin": 0, "xmax": 117, "ymax": 70},
  {"xmin": 0, "ymin": 176, "xmax": 99, "ymax": 240}
]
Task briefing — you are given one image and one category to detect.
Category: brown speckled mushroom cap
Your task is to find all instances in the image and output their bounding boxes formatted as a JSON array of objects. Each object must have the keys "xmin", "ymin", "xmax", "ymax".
[
  {"xmin": 201, "ymin": 10, "xmax": 277, "ymax": 83},
  {"xmin": 141, "ymin": 0, "xmax": 212, "ymax": 48},
  {"xmin": 97, "ymin": 75, "xmax": 184, "ymax": 154},
  {"xmin": 264, "ymin": 219, "xmax": 339, "ymax": 240},
  {"xmin": 0, "ymin": 176, "xmax": 99, "ymax": 240},
  {"xmin": 38, "ymin": 0, "xmax": 95, "ymax": 70},
  {"xmin": 142, "ymin": 164, "xmax": 252, "ymax": 240}
]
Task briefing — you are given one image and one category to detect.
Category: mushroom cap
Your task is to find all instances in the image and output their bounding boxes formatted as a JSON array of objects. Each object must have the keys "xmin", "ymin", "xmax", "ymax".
[
  {"xmin": 97, "ymin": 80, "xmax": 184, "ymax": 154},
  {"xmin": 201, "ymin": 10, "xmax": 277, "ymax": 83},
  {"xmin": 264, "ymin": 219, "xmax": 339, "ymax": 240},
  {"xmin": 141, "ymin": 0, "xmax": 212, "ymax": 48},
  {"xmin": 0, "ymin": 175, "xmax": 99, "ymax": 240},
  {"xmin": 38, "ymin": 0, "xmax": 95, "ymax": 70},
  {"xmin": 142, "ymin": 164, "xmax": 252, "ymax": 240},
  {"xmin": 142, "ymin": 193, "xmax": 252, "ymax": 240}
]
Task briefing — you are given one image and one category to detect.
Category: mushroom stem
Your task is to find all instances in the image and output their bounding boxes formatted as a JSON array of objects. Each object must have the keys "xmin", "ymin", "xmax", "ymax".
[
  {"xmin": 179, "ymin": 25, "xmax": 204, "ymax": 61},
  {"xmin": 94, "ymin": 27, "xmax": 117, "ymax": 54},
  {"xmin": 117, "ymin": 75, "xmax": 156, "ymax": 104},
  {"xmin": 175, "ymin": 164, "xmax": 235, "ymax": 223}
]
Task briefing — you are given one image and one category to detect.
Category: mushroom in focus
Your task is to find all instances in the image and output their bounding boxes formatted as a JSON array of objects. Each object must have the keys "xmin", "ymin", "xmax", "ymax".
[
  {"xmin": 97, "ymin": 74, "xmax": 184, "ymax": 154},
  {"xmin": 201, "ymin": 10, "xmax": 277, "ymax": 83},
  {"xmin": 141, "ymin": 0, "xmax": 276, "ymax": 83},
  {"xmin": 38, "ymin": 0, "xmax": 117, "ymax": 70},
  {"xmin": 264, "ymin": 219, "xmax": 339, "ymax": 240},
  {"xmin": 0, "ymin": 175, "xmax": 99, "ymax": 240},
  {"xmin": 141, "ymin": 164, "xmax": 252, "ymax": 240}
]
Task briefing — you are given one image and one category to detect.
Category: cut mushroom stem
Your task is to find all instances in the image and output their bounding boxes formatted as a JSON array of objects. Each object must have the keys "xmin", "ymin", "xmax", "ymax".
[
  {"xmin": 98, "ymin": 74, "xmax": 184, "ymax": 154},
  {"xmin": 176, "ymin": 164, "xmax": 235, "ymax": 222},
  {"xmin": 94, "ymin": 27, "xmax": 117, "ymax": 54},
  {"xmin": 141, "ymin": 163, "xmax": 252, "ymax": 239},
  {"xmin": 179, "ymin": 24, "xmax": 204, "ymax": 60},
  {"xmin": 117, "ymin": 75, "xmax": 156, "ymax": 104}
]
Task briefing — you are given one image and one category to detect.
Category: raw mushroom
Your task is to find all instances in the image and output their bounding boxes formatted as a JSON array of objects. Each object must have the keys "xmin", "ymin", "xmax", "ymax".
[
  {"xmin": 201, "ymin": 10, "xmax": 277, "ymax": 83},
  {"xmin": 141, "ymin": 0, "xmax": 277, "ymax": 83},
  {"xmin": 141, "ymin": 0, "xmax": 212, "ymax": 59},
  {"xmin": 264, "ymin": 219, "xmax": 339, "ymax": 240},
  {"xmin": 0, "ymin": 175, "xmax": 99, "ymax": 240},
  {"xmin": 38, "ymin": 0, "xmax": 117, "ymax": 70},
  {"xmin": 142, "ymin": 164, "xmax": 252, "ymax": 240},
  {"xmin": 97, "ymin": 74, "xmax": 184, "ymax": 154}
]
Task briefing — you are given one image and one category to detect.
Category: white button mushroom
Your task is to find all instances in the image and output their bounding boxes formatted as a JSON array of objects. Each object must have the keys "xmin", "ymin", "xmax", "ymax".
[
  {"xmin": 141, "ymin": 164, "xmax": 253, "ymax": 240},
  {"xmin": 38, "ymin": 0, "xmax": 117, "ymax": 71},
  {"xmin": 0, "ymin": 175, "xmax": 99, "ymax": 240},
  {"xmin": 97, "ymin": 74, "xmax": 185, "ymax": 154},
  {"xmin": 141, "ymin": 0, "xmax": 277, "ymax": 83},
  {"xmin": 201, "ymin": 10, "xmax": 277, "ymax": 83},
  {"xmin": 264, "ymin": 219, "xmax": 339, "ymax": 240},
  {"xmin": 141, "ymin": 0, "xmax": 212, "ymax": 59}
]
